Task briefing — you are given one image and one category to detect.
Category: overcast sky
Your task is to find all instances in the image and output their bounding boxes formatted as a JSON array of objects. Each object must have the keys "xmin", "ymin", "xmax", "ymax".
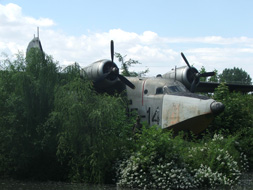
[{"xmin": 1, "ymin": 0, "xmax": 253, "ymax": 77}]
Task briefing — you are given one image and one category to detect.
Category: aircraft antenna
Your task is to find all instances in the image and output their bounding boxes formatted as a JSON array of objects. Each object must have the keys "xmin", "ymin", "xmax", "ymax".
[
  {"xmin": 174, "ymin": 66, "xmax": 177, "ymax": 82},
  {"xmin": 37, "ymin": 27, "xmax": 39, "ymax": 38}
]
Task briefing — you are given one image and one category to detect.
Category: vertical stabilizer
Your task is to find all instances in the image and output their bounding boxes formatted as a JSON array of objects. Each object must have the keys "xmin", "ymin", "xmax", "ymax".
[{"xmin": 26, "ymin": 27, "xmax": 44, "ymax": 56}]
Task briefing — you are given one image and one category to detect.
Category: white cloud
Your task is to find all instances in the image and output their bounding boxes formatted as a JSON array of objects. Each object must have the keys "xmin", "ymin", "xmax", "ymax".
[
  {"xmin": 140, "ymin": 31, "xmax": 158, "ymax": 43},
  {"xmin": 164, "ymin": 36, "xmax": 253, "ymax": 45},
  {"xmin": 1, "ymin": 3, "xmax": 253, "ymax": 78},
  {"xmin": 0, "ymin": 3, "xmax": 54, "ymax": 54},
  {"xmin": 0, "ymin": 3, "xmax": 54, "ymax": 27},
  {"xmin": 0, "ymin": 3, "xmax": 22, "ymax": 23}
]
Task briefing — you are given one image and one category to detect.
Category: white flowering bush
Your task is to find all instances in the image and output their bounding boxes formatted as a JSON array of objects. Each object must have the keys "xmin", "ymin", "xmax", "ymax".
[
  {"xmin": 117, "ymin": 126, "xmax": 197, "ymax": 189},
  {"xmin": 150, "ymin": 161, "xmax": 199, "ymax": 189},
  {"xmin": 116, "ymin": 127, "xmax": 248, "ymax": 189},
  {"xmin": 186, "ymin": 134, "xmax": 245, "ymax": 187},
  {"xmin": 236, "ymin": 126, "xmax": 253, "ymax": 170},
  {"xmin": 239, "ymin": 152, "xmax": 249, "ymax": 172},
  {"xmin": 194, "ymin": 164, "xmax": 234, "ymax": 187},
  {"xmin": 117, "ymin": 154, "xmax": 199, "ymax": 189},
  {"xmin": 189, "ymin": 148, "xmax": 241, "ymax": 187}
]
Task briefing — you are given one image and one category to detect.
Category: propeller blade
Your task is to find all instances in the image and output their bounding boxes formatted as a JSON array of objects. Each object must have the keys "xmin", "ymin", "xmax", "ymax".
[
  {"xmin": 190, "ymin": 78, "xmax": 198, "ymax": 93},
  {"xmin": 111, "ymin": 40, "xmax": 114, "ymax": 63},
  {"xmin": 108, "ymin": 40, "xmax": 135, "ymax": 89},
  {"xmin": 200, "ymin": 72, "xmax": 215, "ymax": 77},
  {"xmin": 181, "ymin": 52, "xmax": 191, "ymax": 69},
  {"xmin": 118, "ymin": 74, "xmax": 135, "ymax": 89}
]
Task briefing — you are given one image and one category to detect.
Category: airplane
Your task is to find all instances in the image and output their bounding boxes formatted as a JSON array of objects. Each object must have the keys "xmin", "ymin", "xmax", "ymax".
[
  {"xmin": 80, "ymin": 41, "xmax": 227, "ymax": 135},
  {"xmin": 27, "ymin": 35, "xmax": 253, "ymax": 135}
]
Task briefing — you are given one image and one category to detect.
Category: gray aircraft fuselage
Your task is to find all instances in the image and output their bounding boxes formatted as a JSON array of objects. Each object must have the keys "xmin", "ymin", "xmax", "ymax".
[
  {"xmin": 81, "ymin": 59, "xmax": 225, "ymax": 134},
  {"xmin": 125, "ymin": 76, "xmax": 220, "ymax": 134}
]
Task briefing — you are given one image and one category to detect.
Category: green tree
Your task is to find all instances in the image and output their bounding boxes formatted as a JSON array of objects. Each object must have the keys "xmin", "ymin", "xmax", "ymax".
[
  {"xmin": 199, "ymin": 66, "xmax": 207, "ymax": 82},
  {"xmin": 219, "ymin": 67, "xmax": 252, "ymax": 84},
  {"xmin": 199, "ymin": 66, "xmax": 219, "ymax": 82},
  {"xmin": 211, "ymin": 83, "xmax": 252, "ymax": 135},
  {"xmin": 115, "ymin": 53, "xmax": 149, "ymax": 77},
  {"xmin": 0, "ymin": 50, "xmax": 135, "ymax": 182},
  {"xmin": 0, "ymin": 49, "xmax": 61, "ymax": 180},
  {"xmin": 208, "ymin": 69, "xmax": 219, "ymax": 82},
  {"xmin": 210, "ymin": 83, "xmax": 253, "ymax": 170},
  {"xmin": 53, "ymin": 72, "xmax": 134, "ymax": 183}
]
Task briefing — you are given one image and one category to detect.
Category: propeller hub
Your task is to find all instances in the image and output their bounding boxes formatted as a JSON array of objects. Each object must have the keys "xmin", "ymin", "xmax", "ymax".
[{"xmin": 112, "ymin": 67, "xmax": 119, "ymax": 74}]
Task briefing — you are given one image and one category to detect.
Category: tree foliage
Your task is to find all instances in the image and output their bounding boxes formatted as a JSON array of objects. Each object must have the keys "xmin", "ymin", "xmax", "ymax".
[
  {"xmin": 211, "ymin": 83, "xmax": 253, "ymax": 135},
  {"xmin": 0, "ymin": 49, "xmax": 134, "ymax": 182},
  {"xmin": 0, "ymin": 50, "xmax": 252, "ymax": 187},
  {"xmin": 209, "ymin": 83, "xmax": 253, "ymax": 169},
  {"xmin": 0, "ymin": 49, "xmax": 60, "ymax": 179},
  {"xmin": 199, "ymin": 66, "xmax": 251, "ymax": 84},
  {"xmin": 117, "ymin": 126, "xmax": 245, "ymax": 189},
  {"xmin": 208, "ymin": 69, "xmax": 219, "ymax": 82},
  {"xmin": 53, "ymin": 75, "xmax": 133, "ymax": 183},
  {"xmin": 199, "ymin": 67, "xmax": 219, "ymax": 82},
  {"xmin": 115, "ymin": 53, "xmax": 149, "ymax": 77},
  {"xmin": 219, "ymin": 67, "xmax": 252, "ymax": 84}
]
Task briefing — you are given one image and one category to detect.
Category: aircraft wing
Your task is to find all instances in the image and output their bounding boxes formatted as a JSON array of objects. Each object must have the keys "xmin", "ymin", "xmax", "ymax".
[{"xmin": 196, "ymin": 82, "xmax": 253, "ymax": 93}]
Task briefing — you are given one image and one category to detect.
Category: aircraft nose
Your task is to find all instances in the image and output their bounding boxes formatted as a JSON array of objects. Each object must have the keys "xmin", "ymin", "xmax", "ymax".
[{"xmin": 210, "ymin": 101, "xmax": 225, "ymax": 115}]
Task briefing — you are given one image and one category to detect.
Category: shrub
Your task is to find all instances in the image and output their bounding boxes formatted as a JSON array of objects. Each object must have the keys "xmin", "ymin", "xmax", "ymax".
[
  {"xmin": 186, "ymin": 134, "xmax": 242, "ymax": 187},
  {"xmin": 117, "ymin": 126, "xmax": 198, "ymax": 189},
  {"xmin": 54, "ymin": 76, "xmax": 134, "ymax": 183},
  {"xmin": 210, "ymin": 83, "xmax": 253, "ymax": 171},
  {"xmin": 211, "ymin": 83, "xmax": 253, "ymax": 135},
  {"xmin": 117, "ymin": 127, "xmax": 248, "ymax": 189}
]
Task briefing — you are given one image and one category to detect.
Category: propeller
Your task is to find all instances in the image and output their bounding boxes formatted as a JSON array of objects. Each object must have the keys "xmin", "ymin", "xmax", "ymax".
[
  {"xmin": 111, "ymin": 40, "xmax": 114, "ymax": 63},
  {"xmin": 104, "ymin": 40, "xmax": 135, "ymax": 89},
  {"xmin": 181, "ymin": 52, "xmax": 215, "ymax": 92}
]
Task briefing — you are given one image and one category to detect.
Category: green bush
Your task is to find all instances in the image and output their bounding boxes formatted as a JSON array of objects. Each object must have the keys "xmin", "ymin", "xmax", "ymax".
[
  {"xmin": 117, "ymin": 126, "xmax": 197, "ymax": 189},
  {"xmin": 0, "ymin": 51, "xmax": 135, "ymax": 182},
  {"xmin": 0, "ymin": 50, "xmax": 61, "ymax": 180},
  {"xmin": 210, "ymin": 83, "xmax": 253, "ymax": 171},
  {"xmin": 235, "ymin": 127, "xmax": 253, "ymax": 170},
  {"xmin": 53, "ymin": 76, "xmax": 134, "ymax": 183},
  {"xmin": 117, "ymin": 127, "xmax": 247, "ymax": 189},
  {"xmin": 185, "ymin": 134, "xmax": 245, "ymax": 187},
  {"xmin": 210, "ymin": 83, "xmax": 253, "ymax": 135}
]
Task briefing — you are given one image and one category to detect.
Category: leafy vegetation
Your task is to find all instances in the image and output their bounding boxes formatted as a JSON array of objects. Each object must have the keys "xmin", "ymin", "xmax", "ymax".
[
  {"xmin": 219, "ymin": 67, "xmax": 252, "ymax": 85},
  {"xmin": 0, "ymin": 50, "xmax": 135, "ymax": 182},
  {"xmin": 0, "ymin": 49, "xmax": 59, "ymax": 180},
  {"xmin": 53, "ymin": 75, "xmax": 133, "ymax": 183},
  {"xmin": 210, "ymin": 83, "xmax": 253, "ymax": 170},
  {"xmin": 115, "ymin": 52, "xmax": 149, "ymax": 77},
  {"xmin": 200, "ymin": 66, "xmax": 252, "ymax": 84},
  {"xmin": 0, "ymin": 50, "xmax": 252, "ymax": 189},
  {"xmin": 117, "ymin": 127, "xmax": 248, "ymax": 189}
]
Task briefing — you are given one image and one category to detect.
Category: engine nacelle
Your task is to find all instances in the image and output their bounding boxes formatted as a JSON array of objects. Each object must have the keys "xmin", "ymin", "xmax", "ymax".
[
  {"xmin": 162, "ymin": 66, "xmax": 199, "ymax": 90},
  {"xmin": 80, "ymin": 59, "xmax": 120, "ymax": 89}
]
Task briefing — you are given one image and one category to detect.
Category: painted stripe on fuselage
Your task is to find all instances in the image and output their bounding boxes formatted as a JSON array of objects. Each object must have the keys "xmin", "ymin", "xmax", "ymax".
[{"xmin": 142, "ymin": 79, "xmax": 147, "ymax": 106}]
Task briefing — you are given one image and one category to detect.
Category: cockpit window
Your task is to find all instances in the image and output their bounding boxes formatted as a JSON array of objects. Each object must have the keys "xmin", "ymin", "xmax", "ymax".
[
  {"xmin": 156, "ymin": 87, "xmax": 163, "ymax": 94},
  {"xmin": 168, "ymin": 86, "xmax": 181, "ymax": 92},
  {"xmin": 156, "ymin": 85, "xmax": 186, "ymax": 94}
]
